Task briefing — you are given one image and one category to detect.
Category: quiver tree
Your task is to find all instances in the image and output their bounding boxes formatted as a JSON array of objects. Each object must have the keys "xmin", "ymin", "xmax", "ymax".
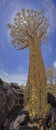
[{"xmin": 7, "ymin": 9, "xmax": 49, "ymax": 119}]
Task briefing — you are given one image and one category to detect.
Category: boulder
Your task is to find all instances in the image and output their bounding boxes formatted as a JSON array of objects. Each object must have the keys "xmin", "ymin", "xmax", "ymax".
[
  {"xmin": 0, "ymin": 78, "xmax": 23, "ymax": 129},
  {"xmin": 47, "ymin": 92, "xmax": 56, "ymax": 108},
  {"xmin": 9, "ymin": 109, "xmax": 38, "ymax": 130}
]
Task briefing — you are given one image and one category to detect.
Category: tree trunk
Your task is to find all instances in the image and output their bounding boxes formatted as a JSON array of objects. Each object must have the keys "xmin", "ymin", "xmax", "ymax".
[{"xmin": 24, "ymin": 35, "xmax": 47, "ymax": 118}]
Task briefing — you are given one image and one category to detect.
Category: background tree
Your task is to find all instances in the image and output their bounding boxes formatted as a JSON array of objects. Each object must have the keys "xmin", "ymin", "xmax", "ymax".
[
  {"xmin": 8, "ymin": 9, "xmax": 49, "ymax": 119},
  {"xmin": 46, "ymin": 68, "xmax": 53, "ymax": 84},
  {"xmin": 46, "ymin": 68, "xmax": 56, "ymax": 84}
]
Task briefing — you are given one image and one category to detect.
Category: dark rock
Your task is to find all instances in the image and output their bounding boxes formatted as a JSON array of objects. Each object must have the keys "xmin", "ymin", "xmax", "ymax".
[
  {"xmin": 19, "ymin": 126, "xmax": 38, "ymax": 130},
  {"xmin": 0, "ymin": 78, "xmax": 23, "ymax": 129},
  {"xmin": 47, "ymin": 92, "xmax": 56, "ymax": 107},
  {"xmin": 8, "ymin": 109, "xmax": 38, "ymax": 130},
  {"xmin": 13, "ymin": 109, "xmax": 30, "ymax": 129},
  {"xmin": 45, "ymin": 107, "xmax": 56, "ymax": 128}
]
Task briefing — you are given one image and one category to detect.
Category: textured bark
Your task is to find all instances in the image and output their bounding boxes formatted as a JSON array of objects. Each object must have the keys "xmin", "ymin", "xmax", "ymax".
[{"xmin": 24, "ymin": 35, "xmax": 47, "ymax": 118}]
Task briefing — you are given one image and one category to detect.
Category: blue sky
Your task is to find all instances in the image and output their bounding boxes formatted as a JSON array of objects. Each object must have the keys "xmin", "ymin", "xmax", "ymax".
[{"xmin": 0, "ymin": 0, "xmax": 56, "ymax": 85}]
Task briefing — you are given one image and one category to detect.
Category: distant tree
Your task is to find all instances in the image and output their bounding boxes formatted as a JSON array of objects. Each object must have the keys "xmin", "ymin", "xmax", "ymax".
[
  {"xmin": 46, "ymin": 68, "xmax": 53, "ymax": 84},
  {"xmin": 46, "ymin": 68, "xmax": 56, "ymax": 84},
  {"xmin": 53, "ymin": 69, "xmax": 56, "ymax": 84}
]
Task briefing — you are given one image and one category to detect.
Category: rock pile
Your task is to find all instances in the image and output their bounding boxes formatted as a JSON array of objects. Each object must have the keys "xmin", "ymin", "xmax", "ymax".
[{"xmin": 0, "ymin": 78, "xmax": 23, "ymax": 129}]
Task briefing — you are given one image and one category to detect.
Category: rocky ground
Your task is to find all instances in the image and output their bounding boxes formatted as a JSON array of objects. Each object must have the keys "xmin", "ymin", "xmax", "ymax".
[
  {"xmin": 0, "ymin": 78, "xmax": 23, "ymax": 129},
  {"xmin": 0, "ymin": 78, "xmax": 56, "ymax": 130}
]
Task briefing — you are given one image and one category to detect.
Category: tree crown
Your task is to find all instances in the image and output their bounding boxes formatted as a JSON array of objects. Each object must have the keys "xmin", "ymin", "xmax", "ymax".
[{"xmin": 7, "ymin": 9, "xmax": 49, "ymax": 50}]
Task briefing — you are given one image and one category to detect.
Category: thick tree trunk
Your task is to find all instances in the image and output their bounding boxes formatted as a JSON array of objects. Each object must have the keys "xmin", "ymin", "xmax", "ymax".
[{"xmin": 24, "ymin": 35, "xmax": 47, "ymax": 118}]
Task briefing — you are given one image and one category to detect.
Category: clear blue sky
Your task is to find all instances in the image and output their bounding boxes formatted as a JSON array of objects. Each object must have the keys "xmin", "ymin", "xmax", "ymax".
[{"xmin": 0, "ymin": 0, "xmax": 56, "ymax": 85}]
